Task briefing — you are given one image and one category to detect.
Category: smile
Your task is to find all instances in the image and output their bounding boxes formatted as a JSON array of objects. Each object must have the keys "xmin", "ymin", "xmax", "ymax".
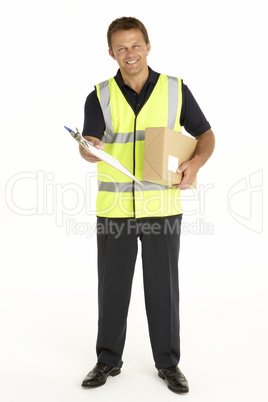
[{"xmin": 126, "ymin": 59, "xmax": 138, "ymax": 65}]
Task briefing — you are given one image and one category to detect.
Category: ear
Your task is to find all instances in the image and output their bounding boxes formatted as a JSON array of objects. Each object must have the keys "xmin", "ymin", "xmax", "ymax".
[
  {"xmin": 146, "ymin": 41, "xmax": 151, "ymax": 55},
  {"xmin": 109, "ymin": 48, "xmax": 116, "ymax": 60}
]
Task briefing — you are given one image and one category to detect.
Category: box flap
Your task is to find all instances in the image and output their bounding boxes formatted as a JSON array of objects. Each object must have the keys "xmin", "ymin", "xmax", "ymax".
[{"xmin": 143, "ymin": 127, "xmax": 165, "ymax": 180}]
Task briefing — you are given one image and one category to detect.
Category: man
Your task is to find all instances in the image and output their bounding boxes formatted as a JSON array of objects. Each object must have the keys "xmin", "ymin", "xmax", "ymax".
[{"xmin": 79, "ymin": 17, "xmax": 215, "ymax": 394}]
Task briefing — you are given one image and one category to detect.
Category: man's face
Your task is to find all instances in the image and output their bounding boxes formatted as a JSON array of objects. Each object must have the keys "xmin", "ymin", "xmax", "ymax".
[{"xmin": 109, "ymin": 28, "xmax": 151, "ymax": 78}]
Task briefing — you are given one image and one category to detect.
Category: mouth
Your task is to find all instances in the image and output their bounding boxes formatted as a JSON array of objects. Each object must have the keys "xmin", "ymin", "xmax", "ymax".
[{"xmin": 125, "ymin": 59, "xmax": 139, "ymax": 65}]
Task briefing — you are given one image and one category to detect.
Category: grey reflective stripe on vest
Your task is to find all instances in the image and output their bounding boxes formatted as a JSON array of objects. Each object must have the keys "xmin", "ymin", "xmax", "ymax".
[
  {"xmin": 98, "ymin": 75, "xmax": 179, "ymax": 143},
  {"xmin": 98, "ymin": 180, "xmax": 171, "ymax": 192},
  {"xmin": 167, "ymin": 75, "xmax": 179, "ymax": 130},
  {"xmin": 102, "ymin": 130, "xmax": 145, "ymax": 144},
  {"xmin": 98, "ymin": 80, "xmax": 114, "ymax": 136}
]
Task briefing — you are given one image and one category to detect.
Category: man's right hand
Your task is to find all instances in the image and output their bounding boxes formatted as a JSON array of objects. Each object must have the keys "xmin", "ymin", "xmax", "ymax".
[{"xmin": 79, "ymin": 136, "xmax": 105, "ymax": 163}]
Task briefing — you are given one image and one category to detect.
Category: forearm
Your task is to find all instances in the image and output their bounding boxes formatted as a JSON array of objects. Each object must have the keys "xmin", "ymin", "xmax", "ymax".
[{"xmin": 191, "ymin": 129, "xmax": 215, "ymax": 168}]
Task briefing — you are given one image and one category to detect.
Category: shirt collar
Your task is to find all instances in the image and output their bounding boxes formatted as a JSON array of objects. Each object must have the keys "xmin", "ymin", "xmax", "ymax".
[{"xmin": 115, "ymin": 66, "xmax": 159, "ymax": 89}]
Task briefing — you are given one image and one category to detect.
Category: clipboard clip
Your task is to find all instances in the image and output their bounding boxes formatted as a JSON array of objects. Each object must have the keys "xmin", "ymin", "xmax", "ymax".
[{"xmin": 64, "ymin": 126, "xmax": 95, "ymax": 150}]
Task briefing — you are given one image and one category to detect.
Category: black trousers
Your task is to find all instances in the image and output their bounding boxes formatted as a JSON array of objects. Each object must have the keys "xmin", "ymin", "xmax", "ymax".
[{"xmin": 96, "ymin": 214, "xmax": 182, "ymax": 370}]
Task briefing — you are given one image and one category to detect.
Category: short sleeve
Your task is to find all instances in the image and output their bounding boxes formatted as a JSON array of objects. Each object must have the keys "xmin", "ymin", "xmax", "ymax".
[
  {"xmin": 180, "ymin": 83, "xmax": 211, "ymax": 137},
  {"xmin": 82, "ymin": 89, "xmax": 105, "ymax": 140}
]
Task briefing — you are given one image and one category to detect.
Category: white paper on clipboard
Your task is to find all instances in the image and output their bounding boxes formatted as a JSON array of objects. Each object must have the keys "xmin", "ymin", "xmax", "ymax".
[
  {"xmin": 66, "ymin": 127, "xmax": 143, "ymax": 186},
  {"xmin": 83, "ymin": 139, "xmax": 143, "ymax": 185}
]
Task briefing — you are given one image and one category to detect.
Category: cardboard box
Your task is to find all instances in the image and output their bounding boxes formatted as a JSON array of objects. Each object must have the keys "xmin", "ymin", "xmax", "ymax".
[{"xmin": 143, "ymin": 127, "xmax": 198, "ymax": 188}]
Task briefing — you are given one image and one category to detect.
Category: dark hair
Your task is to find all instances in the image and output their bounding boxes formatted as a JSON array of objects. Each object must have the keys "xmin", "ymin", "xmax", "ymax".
[{"xmin": 107, "ymin": 17, "xmax": 150, "ymax": 50}]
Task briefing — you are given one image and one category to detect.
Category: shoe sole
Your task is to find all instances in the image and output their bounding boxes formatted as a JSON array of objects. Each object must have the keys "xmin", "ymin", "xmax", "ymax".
[
  {"xmin": 158, "ymin": 371, "xmax": 189, "ymax": 394},
  {"xmin": 82, "ymin": 368, "xmax": 121, "ymax": 388}
]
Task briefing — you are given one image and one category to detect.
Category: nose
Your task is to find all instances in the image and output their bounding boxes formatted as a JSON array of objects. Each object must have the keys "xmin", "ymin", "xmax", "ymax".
[{"xmin": 126, "ymin": 48, "xmax": 135, "ymax": 57}]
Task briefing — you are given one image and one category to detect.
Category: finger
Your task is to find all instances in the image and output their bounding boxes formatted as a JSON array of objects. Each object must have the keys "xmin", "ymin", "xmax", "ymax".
[
  {"xmin": 172, "ymin": 182, "xmax": 190, "ymax": 190},
  {"xmin": 176, "ymin": 162, "xmax": 187, "ymax": 174},
  {"xmin": 178, "ymin": 183, "xmax": 191, "ymax": 190},
  {"xmin": 93, "ymin": 140, "xmax": 105, "ymax": 150},
  {"xmin": 178, "ymin": 174, "xmax": 194, "ymax": 189},
  {"xmin": 86, "ymin": 154, "xmax": 100, "ymax": 163},
  {"xmin": 177, "ymin": 174, "xmax": 191, "ymax": 190},
  {"xmin": 91, "ymin": 156, "xmax": 102, "ymax": 162}
]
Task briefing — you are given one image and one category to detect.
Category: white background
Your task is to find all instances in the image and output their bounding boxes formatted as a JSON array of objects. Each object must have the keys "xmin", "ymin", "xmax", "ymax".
[{"xmin": 1, "ymin": 0, "xmax": 267, "ymax": 401}]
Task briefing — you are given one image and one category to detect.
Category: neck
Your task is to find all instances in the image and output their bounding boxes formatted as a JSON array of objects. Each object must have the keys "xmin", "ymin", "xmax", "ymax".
[{"xmin": 120, "ymin": 67, "xmax": 149, "ymax": 94}]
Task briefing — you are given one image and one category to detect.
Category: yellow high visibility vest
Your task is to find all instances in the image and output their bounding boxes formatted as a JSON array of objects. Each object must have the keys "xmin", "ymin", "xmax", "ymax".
[{"xmin": 95, "ymin": 74, "xmax": 183, "ymax": 218}]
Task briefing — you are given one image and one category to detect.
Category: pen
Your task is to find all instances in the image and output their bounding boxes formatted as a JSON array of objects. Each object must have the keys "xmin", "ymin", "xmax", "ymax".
[
  {"xmin": 64, "ymin": 126, "xmax": 95, "ymax": 148},
  {"xmin": 64, "ymin": 126, "xmax": 76, "ymax": 134}
]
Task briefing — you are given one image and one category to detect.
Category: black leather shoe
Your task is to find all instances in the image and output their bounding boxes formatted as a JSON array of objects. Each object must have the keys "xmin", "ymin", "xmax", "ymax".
[
  {"xmin": 81, "ymin": 362, "xmax": 121, "ymax": 388},
  {"xmin": 158, "ymin": 366, "xmax": 189, "ymax": 393}
]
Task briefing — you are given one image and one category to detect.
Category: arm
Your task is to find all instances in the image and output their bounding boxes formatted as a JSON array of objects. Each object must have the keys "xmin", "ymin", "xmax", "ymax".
[
  {"xmin": 79, "ymin": 136, "xmax": 105, "ymax": 163},
  {"xmin": 173, "ymin": 129, "xmax": 215, "ymax": 190},
  {"xmin": 79, "ymin": 90, "xmax": 106, "ymax": 163}
]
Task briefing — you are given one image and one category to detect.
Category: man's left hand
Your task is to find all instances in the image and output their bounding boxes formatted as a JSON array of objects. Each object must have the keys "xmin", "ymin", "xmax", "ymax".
[{"xmin": 173, "ymin": 158, "xmax": 201, "ymax": 190}]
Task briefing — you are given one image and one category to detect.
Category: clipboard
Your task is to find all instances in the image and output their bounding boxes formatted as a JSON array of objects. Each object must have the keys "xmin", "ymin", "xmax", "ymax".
[{"xmin": 64, "ymin": 126, "xmax": 144, "ymax": 186}]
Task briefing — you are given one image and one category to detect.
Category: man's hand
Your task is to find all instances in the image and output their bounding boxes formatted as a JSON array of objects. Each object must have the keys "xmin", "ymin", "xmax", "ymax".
[
  {"xmin": 172, "ymin": 129, "xmax": 215, "ymax": 190},
  {"xmin": 79, "ymin": 136, "xmax": 105, "ymax": 163},
  {"xmin": 173, "ymin": 158, "xmax": 201, "ymax": 190}
]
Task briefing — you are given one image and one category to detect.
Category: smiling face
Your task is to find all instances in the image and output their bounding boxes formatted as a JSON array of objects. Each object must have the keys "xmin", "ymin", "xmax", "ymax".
[{"xmin": 109, "ymin": 28, "xmax": 151, "ymax": 80}]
